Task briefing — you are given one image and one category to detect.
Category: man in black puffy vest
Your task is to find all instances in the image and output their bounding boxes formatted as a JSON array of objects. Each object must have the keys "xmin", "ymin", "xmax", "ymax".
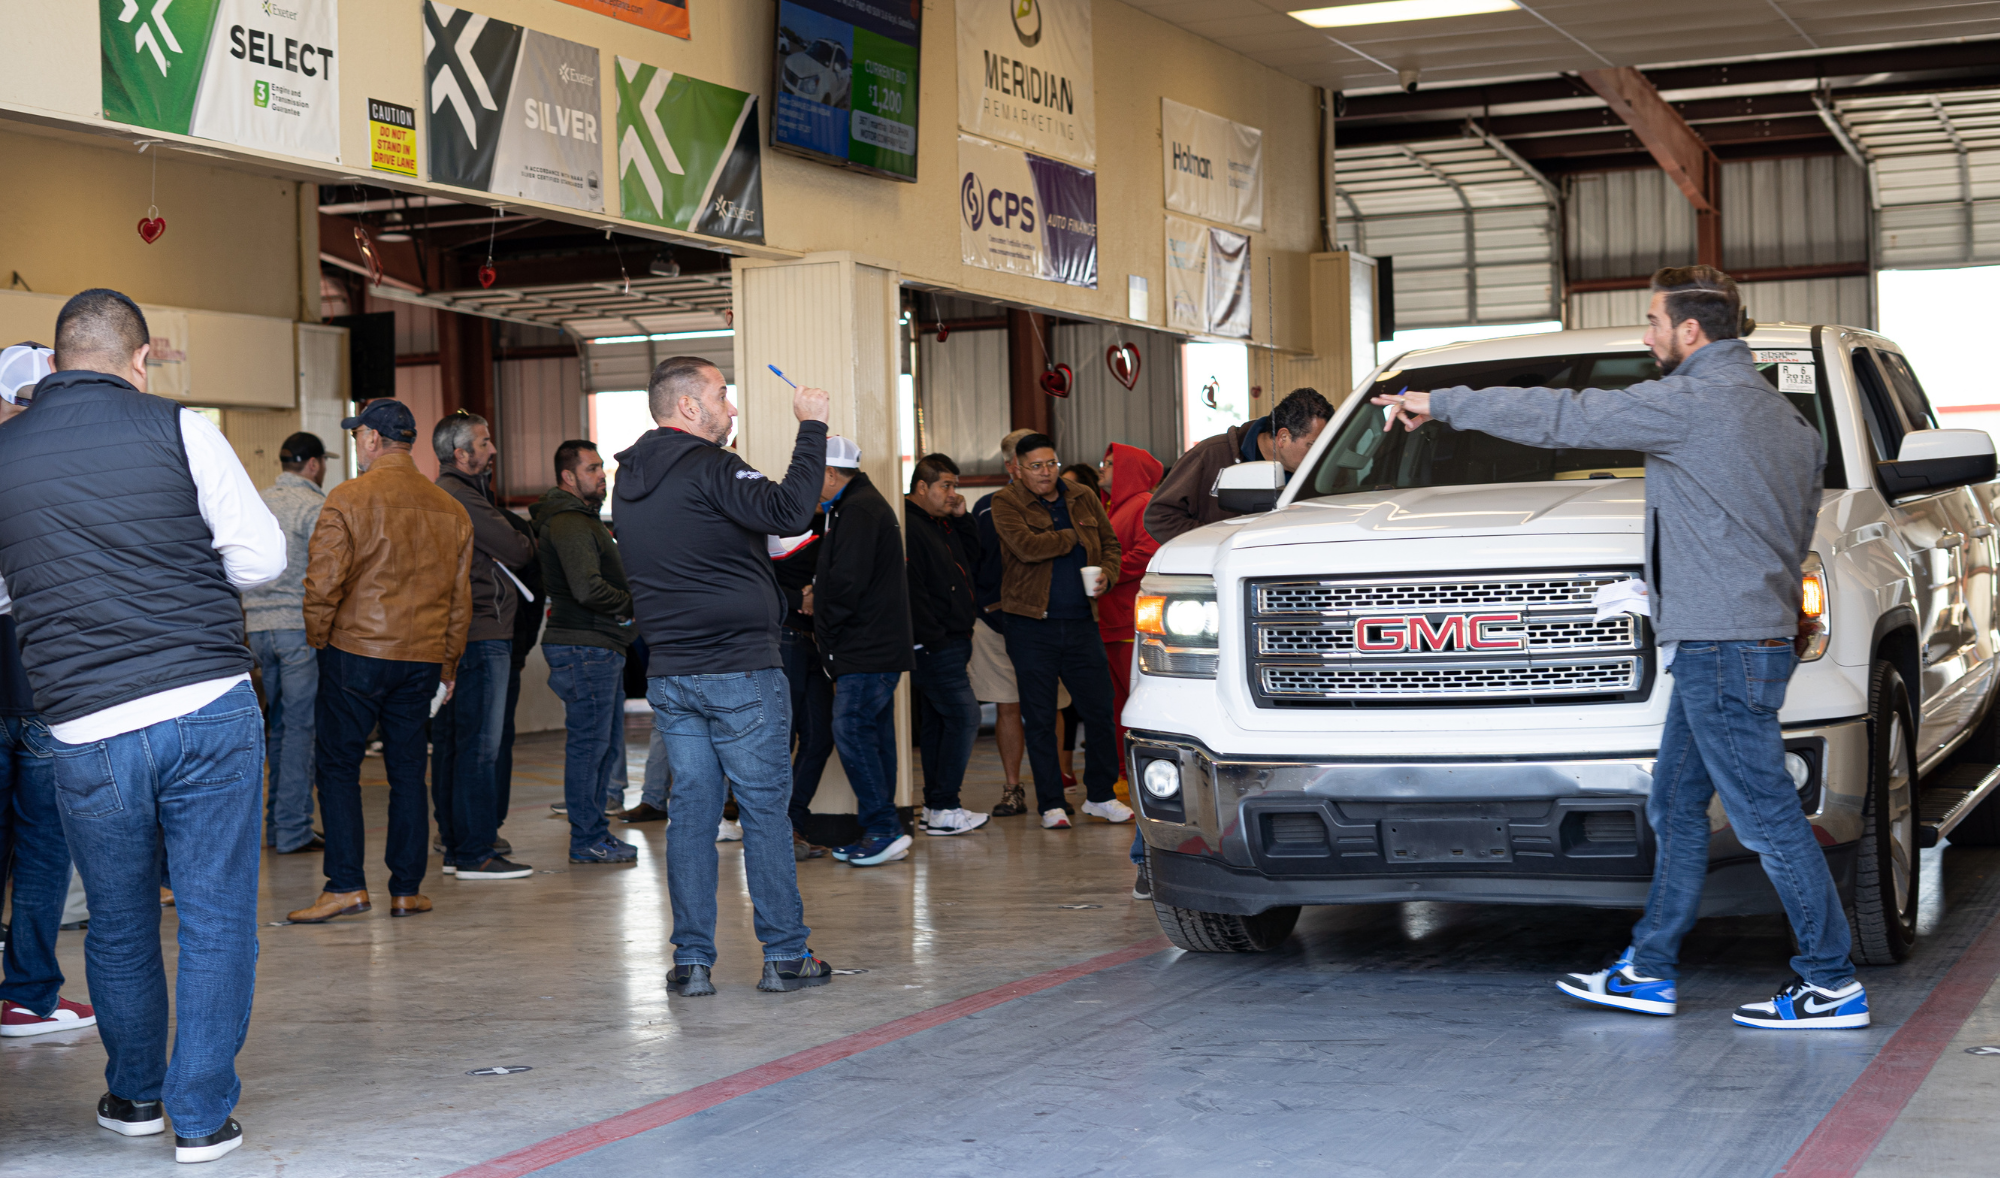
[{"xmin": 0, "ymin": 289, "xmax": 285, "ymax": 1163}]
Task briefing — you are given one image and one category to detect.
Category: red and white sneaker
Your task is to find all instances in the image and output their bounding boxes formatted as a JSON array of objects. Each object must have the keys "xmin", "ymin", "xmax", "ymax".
[{"xmin": 0, "ymin": 997, "xmax": 97, "ymax": 1037}]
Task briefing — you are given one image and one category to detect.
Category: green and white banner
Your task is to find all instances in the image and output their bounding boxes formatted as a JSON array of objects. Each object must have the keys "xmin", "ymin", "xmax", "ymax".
[
  {"xmin": 101, "ymin": 0, "xmax": 342, "ymax": 164},
  {"xmin": 615, "ymin": 57, "xmax": 765, "ymax": 244}
]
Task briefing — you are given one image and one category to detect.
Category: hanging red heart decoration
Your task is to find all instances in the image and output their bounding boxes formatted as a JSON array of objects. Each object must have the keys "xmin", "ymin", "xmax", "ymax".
[
  {"xmin": 478, "ymin": 264, "xmax": 497, "ymax": 289},
  {"xmin": 724, "ymin": 309, "xmax": 735, "ymax": 327},
  {"xmin": 935, "ymin": 322, "xmax": 950, "ymax": 343},
  {"xmin": 1039, "ymin": 363, "xmax": 1073, "ymax": 398},
  {"xmin": 136, "ymin": 215, "xmax": 166, "ymax": 244},
  {"xmin": 352, "ymin": 225, "xmax": 385, "ymax": 287},
  {"xmin": 1106, "ymin": 343, "xmax": 1141, "ymax": 390}
]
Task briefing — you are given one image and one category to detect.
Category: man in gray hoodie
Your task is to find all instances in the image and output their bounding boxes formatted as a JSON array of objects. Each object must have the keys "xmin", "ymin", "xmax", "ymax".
[{"xmin": 1375, "ymin": 265, "xmax": 1865, "ymax": 1031}]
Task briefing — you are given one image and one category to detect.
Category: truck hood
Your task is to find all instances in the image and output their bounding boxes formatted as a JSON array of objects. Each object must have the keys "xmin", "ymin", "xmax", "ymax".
[{"xmin": 1209, "ymin": 479, "xmax": 1647, "ymax": 553}]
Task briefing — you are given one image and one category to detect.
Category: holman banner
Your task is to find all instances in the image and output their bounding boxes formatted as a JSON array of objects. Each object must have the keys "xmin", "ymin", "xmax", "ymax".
[
  {"xmin": 552, "ymin": 0, "xmax": 689, "ymax": 39},
  {"xmin": 1162, "ymin": 98, "xmax": 1263, "ymax": 232},
  {"xmin": 959, "ymin": 134, "xmax": 1096, "ymax": 288},
  {"xmin": 101, "ymin": 0, "xmax": 342, "ymax": 163},
  {"xmin": 615, "ymin": 57, "xmax": 766, "ymax": 243},
  {"xmin": 956, "ymin": 0, "xmax": 1093, "ymax": 167},
  {"xmin": 1165, "ymin": 215, "xmax": 1250, "ymax": 338},
  {"xmin": 424, "ymin": 2, "xmax": 604, "ymax": 212}
]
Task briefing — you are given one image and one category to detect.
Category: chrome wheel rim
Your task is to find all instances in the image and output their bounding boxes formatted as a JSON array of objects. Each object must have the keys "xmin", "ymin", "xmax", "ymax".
[{"xmin": 1886, "ymin": 710, "xmax": 1915, "ymax": 918}]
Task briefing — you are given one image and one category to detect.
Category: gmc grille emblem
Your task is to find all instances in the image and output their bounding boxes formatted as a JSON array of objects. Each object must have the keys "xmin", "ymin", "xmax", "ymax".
[{"xmin": 1353, "ymin": 613, "xmax": 1526, "ymax": 653}]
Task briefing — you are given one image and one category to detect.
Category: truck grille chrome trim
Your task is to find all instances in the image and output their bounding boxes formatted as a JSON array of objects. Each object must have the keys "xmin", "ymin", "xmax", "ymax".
[
  {"xmin": 1259, "ymin": 657, "xmax": 1642, "ymax": 699},
  {"xmin": 1256, "ymin": 614, "xmax": 1637, "ymax": 657}
]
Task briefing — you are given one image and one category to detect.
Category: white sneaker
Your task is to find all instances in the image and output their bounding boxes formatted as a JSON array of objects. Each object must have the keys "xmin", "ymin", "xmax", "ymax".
[
  {"xmin": 1080, "ymin": 798, "xmax": 1135, "ymax": 824},
  {"xmin": 923, "ymin": 807, "xmax": 991, "ymax": 836},
  {"xmin": 1041, "ymin": 807, "xmax": 1072, "ymax": 829},
  {"xmin": 716, "ymin": 819, "xmax": 744, "ymax": 842}
]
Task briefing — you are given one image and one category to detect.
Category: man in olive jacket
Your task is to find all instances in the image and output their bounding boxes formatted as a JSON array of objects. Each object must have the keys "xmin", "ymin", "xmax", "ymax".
[
  {"xmin": 990, "ymin": 433, "xmax": 1132, "ymax": 829},
  {"xmin": 531, "ymin": 441, "xmax": 636, "ymax": 865}
]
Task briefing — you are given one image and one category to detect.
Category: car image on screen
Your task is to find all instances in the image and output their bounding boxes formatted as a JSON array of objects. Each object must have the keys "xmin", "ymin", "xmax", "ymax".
[{"xmin": 781, "ymin": 38, "xmax": 852, "ymax": 108}]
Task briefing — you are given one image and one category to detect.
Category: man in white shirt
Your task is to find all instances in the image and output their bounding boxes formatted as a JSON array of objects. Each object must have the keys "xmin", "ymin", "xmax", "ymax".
[{"xmin": 0, "ymin": 289, "xmax": 284, "ymax": 1164}]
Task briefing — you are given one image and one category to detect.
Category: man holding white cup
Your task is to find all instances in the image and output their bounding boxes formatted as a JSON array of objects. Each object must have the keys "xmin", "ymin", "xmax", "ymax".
[{"xmin": 990, "ymin": 434, "xmax": 1133, "ymax": 830}]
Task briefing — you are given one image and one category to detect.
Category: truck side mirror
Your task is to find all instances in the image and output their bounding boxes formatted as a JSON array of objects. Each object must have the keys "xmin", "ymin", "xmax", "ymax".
[
  {"xmin": 1214, "ymin": 460, "xmax": 1288, "ymax": 514},
  {"xmin": 1877, "ymin": 428, "xmax": 1997, "ymax": 499}
]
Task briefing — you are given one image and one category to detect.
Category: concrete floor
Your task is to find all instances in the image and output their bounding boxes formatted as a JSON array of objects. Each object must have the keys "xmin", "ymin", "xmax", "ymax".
[{"xmin": 4, "ymin": 719, "xmax": 2000, "ymax": 1177}]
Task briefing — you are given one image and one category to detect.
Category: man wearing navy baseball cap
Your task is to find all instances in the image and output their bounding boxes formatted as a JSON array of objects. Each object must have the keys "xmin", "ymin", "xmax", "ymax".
[{"xmin": 289, "ymin": 398, "xmax": 473, "ymax": 926}]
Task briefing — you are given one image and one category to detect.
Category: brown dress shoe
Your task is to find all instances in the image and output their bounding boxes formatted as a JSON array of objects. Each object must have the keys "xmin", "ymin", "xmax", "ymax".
[
  {"xmin": 287, "ymin": 890, "xmax": 370, "ymax": 924},
  {"xmin": 389, "ymin": 895, "xmax": 433, "ymax": 918}
]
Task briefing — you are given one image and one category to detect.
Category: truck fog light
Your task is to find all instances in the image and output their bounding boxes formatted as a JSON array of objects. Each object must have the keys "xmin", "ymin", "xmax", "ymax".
[
  {"xmin": 1142, "ymin": 759, "xmax": 1181, "ymax": 799},
  {"xmin": 1785, "ymin": 752, "xmax": 1810, "ymax": 792}
]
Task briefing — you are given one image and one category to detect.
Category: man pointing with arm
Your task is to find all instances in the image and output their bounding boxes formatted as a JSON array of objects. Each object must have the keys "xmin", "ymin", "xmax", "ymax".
[{"xmin": 1374, "ymin": 265, "xmax": 1862, "ymax": 1031}]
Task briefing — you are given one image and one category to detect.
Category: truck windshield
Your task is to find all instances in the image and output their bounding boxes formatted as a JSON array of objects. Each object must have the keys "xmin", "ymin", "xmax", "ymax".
[{"xmin": 1300, "ymin": 349, "xmax": 1842, "ymax": 497}]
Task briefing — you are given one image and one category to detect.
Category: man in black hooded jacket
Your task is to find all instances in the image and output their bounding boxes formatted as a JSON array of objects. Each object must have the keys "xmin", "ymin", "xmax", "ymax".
[{"xmin": 611, "ymin": 355, "xmax": 834, "ymax": 997}]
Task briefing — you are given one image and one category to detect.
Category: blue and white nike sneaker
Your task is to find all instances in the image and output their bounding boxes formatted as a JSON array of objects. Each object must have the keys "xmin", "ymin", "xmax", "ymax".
[
  {"xmin": 1555, "ymin": 947, "xmax": 1677, "ymax": 1016},
  {"xmin": 1732, "ymin": 977, "xmax": 1869, "ymax": 1029}
]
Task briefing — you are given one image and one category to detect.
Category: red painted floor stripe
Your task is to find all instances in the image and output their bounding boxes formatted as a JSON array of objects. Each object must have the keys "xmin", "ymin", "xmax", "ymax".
[
  {"xmin": 1778, "ymin": 911, "xmax": 2000, "ymax": 1177},
  {"xmin": 443, "ymin": 936, "xmax": 1171, "ymax": 1178}
]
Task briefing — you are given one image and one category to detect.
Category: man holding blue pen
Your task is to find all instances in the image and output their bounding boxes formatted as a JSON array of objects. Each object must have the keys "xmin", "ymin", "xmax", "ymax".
[{"xmin": 613, "ymin": 356, "xmax": 836, "ymax": 997}]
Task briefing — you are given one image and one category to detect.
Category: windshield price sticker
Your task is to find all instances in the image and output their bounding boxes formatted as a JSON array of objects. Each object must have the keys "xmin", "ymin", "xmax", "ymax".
[
  {"xmin": 1755, "ymin": 349, "xmax": 1813, "ymax": 363},
  {"xmin": 1777, "ymin": 363, "xmax": 1817, "ymax": 394}
]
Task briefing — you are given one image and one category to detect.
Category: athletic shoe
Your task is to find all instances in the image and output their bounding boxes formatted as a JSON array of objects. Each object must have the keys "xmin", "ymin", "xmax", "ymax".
[
  {"xmin": 175, "ymin": 1118, "xmax": 242, "ymax": 1163},
  {"xmin": 622, "ymin": 802, "xmax": 669, "ymax": 824},
  {"xmin": 667, "ymin": 964, "xmax": 715, "ymax": 997},
  {"xmin": 991, "ymin": 785, "xmax": 1028, "ymax": 817},
  {"xmin": 842, "ymin": 833, "xmax": 913, "ymax": 866},
  {"xmin": 457, "ymin": 856, "xmax": 534, "ymax": 880},
  {"xmin": 1061, "ymin": 772, "xmax": 1078, "ymax": 788},
  {"xmin": 570, "ymin": 838, "xmax": 638, "ymax": 864},
  {"xmin": 491, "ymin": 837, "xmax": 512, "ymax": 854},
  {"xmin": 1, "ymin": 997, "xmax": 96, "ymax": 1037},
  {"xmin": 759, "ymin": 954, "xmax": 833, "ymax": 992},
  {"xmin": 549, "ymin": 802, "xmax": 568, "ymax": 815},
  {"xmin": 432, "ymin": 838, "xmax": 447, "ymax": 855},
  {"xmin": 1733, "ymin": 977, "xmax": 1870, "ymax": 1030},
  {"xmin": 716, "ymin": 819, "xmax": 744, "ymax": 842},
  {"xmin": 1555, "ymin": 948, "xmax": 1677, "ymax": 1016},
  {"xmin": 1132, "ymin": 861, "xmax": 1153, "ymax": 901},
  {"xmin": 1080, "ymin": 798, "xmax": 1134, "ymax": 824},
  {"xmin": 96, "ymin": 1092, "xmax": 164, "ymax": 1137},
  {"xmin": 1041, "ymin": 807, "xmax": 1072, "ymax": 829},
  {"xmin": 923, "ymin": 807, "xmax": 991, "ymax": 836},
  {"xmin": 442, "ymin": 863, "xmax": 456, "ymax": 875},
  {"xmin": 793, "ymin": 832, "xmax": 826, "ymax": 861}
]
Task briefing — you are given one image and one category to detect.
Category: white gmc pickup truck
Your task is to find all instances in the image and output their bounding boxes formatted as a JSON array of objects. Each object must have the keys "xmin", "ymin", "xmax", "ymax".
[{"xmin": 1127, "ymin": 324, "xmax": 2000, "ymax": 964}]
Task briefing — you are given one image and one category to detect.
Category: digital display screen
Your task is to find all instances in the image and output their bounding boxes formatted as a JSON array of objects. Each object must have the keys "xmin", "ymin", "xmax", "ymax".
[{"xmin": 771, "ymin": 0, "xmax": 920, "ymax": 183}]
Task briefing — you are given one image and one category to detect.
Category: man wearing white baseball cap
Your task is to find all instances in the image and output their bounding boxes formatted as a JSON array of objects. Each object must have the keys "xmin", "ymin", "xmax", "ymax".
[{"xmin": 0, "ymin": 341, "xmax": 52, "ymax": 421}]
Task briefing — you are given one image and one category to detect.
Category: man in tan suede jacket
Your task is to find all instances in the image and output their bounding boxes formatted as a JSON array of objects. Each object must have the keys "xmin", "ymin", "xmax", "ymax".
[{"xmin": 989, "ymin": 432, "xmax": 1133, "ymax": 831}]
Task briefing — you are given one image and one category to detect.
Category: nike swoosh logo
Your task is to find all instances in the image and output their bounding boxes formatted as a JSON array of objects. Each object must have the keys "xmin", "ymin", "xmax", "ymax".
[{"xmin": 1802, "ymin": 995, "xmax": 1853, "ymax": 1014}]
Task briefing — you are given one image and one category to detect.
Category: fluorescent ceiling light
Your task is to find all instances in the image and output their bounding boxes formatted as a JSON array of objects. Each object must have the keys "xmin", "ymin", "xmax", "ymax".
[
  {"xmin": 587, "ymin": 329, "xmax": 734, "ymax": 345},
  {"xmin": 1290, "ymin": 0, "xmax": 1517, "ymax": 28}
]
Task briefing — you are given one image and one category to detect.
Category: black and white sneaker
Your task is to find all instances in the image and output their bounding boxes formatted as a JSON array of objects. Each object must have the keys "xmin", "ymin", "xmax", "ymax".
[
  {"xmin": 759, "ymin": 954, "xmax": 833, "ymax": 992},
  {"xmin": 175, "ymin": 1117, "xmax": 243, "ymax": 1163},
  {"xmin": 457, "ymin": 856, "xmax": 534, "ymax": 880},
  {"xmin": 96, "ymin": 1092, "xmax": 165, "ymax": 1137},
  {"xmin": 667, "ymin": 964, "xmax": 715, "ymax": 997},
  {"xmin": 1132, "ymin": 861, "xmax": 1153, "ymax": 901},
  {"xmin": 1733, "ymin": 977, "xmax": 1870, "ymax": 1030}
]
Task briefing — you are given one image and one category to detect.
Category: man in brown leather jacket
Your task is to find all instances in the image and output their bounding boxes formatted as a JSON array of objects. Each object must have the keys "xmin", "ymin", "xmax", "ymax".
[{"xmin": 289, "ymin": 399, "xmax": 473, "ymax": 924}]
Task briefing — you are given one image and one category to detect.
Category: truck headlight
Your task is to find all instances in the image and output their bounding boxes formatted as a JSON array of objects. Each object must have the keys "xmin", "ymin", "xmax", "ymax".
[
  {"xmin": 1799, "ymin": 551, "xmax": 1829, "ymax": 661},
  {"xmin": 1136, "ymin": 574, "xmax": 1219, "ymax": 679},
  {"xmin": 1142, "ymin": 759, "xmax": 1181, "ymax": 799}
]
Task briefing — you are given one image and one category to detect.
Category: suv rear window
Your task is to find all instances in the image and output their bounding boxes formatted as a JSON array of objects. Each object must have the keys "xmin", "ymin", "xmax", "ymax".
[{"xmin": 1300, "ymin": 349, "xmax": 1844, "ymax": 498}]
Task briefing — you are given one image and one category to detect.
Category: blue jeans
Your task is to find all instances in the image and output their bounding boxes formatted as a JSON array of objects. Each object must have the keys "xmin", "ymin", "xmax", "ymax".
[
  {"xmin": 544, "ymin": 644, "xmax": 625, "ymax": 853},
  {"xmin": 912, "ymin": 638, "xmax": 979, "ymax": 811},
  {"xmin": 429, "ymin": 639, "xmax": 510, "ymax": 865},
  {"xmin": 495, "ymin": 653, "xmax": 525, "ymax": 829},
  {"xmin": 831, "ymin": 671, "xmax": 903, "ymax": 840},
  {"xmin": 249, "ymin": 629, "xmax": 318, "ymax": 852},
  {"xmin": 315, "ymin": 647, "xmax": 438, "ymax": 897},
  {"xmin": 641, "ymin": 725, "xmax": 672, "ymax": 810},
  {"xmin": 1630, "ymin": 639, "xmax": 1853, "ymax": 987},
  {"xmin": 779, "ymin": 627, "xmax": 835, "ymax": 831},
  {"xmin": 26, "ymin": 683, "xmax": 263, "ymax": 1138},
  {"xmin": 1, "ymin": 714, "xmax": 68, "ymax": 1015},
  {"xmin": 1007, "ymin": 617, "xmax": 1120, "ymax": 812},
  {"xmin": 651, "ymin": 670, "xmax": 810, "ymax": 965}
]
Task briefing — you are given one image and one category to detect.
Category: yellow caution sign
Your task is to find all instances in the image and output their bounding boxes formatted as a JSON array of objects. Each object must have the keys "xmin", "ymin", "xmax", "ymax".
[{"xmin": 368, "ymin": 99, "xmax": 418, "ymax": 177}]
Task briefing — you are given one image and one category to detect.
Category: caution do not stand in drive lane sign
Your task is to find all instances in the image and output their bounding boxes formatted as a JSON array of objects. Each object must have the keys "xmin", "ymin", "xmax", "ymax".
[{"xmin": 369, "ymin": 98, "xmax": 417, "ymax": 177}]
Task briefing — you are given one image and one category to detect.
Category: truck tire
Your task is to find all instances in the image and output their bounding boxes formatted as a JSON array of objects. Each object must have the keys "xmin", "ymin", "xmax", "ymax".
[
  {"xmin": 1851, "ymin": 660, "xmax": 1920, "ymax": 965},
  {"xmin": 1152, "ymin": 902, "xmax": 1300, "ymax": 952}
]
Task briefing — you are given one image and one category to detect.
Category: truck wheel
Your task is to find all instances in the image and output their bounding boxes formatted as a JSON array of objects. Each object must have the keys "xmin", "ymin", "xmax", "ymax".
[
  {"xmin": 1152, "ymin": 902, "xmax": 1300, "ymax": 952},
  {"xmin": 1851, "ymin": 660, "xmax": 1919, "ymax": 965}
]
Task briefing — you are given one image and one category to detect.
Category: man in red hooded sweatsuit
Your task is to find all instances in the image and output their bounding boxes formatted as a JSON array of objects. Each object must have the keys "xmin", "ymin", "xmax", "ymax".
[{"xmin": 1096, "ymin": 443, "xmax": 1164, "ymax": 773}]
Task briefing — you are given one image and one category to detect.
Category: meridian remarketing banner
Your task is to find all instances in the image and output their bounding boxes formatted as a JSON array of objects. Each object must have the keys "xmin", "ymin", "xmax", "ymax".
[
  {"xmin": 959, "ymin": 134, "xmax": 1096, "ymax": 289},
  {"xmin": 424, "ymin": 2, "xmax": 603, "ymax": 212},
  {"xmin": 101, "ymin": 0, "xmax": 342, "ymax": 163},
  {"xmin": 772, "ymin": 0, "xmax": 921, "ymax": 182},
  {"xmin": 616, "ymin": 57, "xmax": 767, "ymax": 243},
  {"xmin": 957, "ymin": 0, "xmax": 1094, "ymax": 167}
]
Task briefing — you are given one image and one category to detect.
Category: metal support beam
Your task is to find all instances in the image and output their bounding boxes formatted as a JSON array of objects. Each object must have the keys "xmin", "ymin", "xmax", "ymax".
[{"xmin": 1579, "ymin": 67, "xmax": 1724, "ymax": 267}]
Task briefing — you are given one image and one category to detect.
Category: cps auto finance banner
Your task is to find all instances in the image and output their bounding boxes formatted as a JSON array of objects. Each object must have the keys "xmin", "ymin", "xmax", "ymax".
[
  {"xmin": 101, "ymin": 0, "xmax": 341, "ymax": 163},
  {"xmin": 958, "ymin": 134, "xmax": 1096, "ymax": 289},
  {"xmin": 424, "ymin": 2, "xmax": 604, "ymax": 212}
]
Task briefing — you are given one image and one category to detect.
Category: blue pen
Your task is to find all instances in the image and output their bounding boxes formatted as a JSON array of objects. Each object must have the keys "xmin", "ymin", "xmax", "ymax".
[{"xmin": 768, "ymin": 364, "xmax": 797, "ymax": 388}]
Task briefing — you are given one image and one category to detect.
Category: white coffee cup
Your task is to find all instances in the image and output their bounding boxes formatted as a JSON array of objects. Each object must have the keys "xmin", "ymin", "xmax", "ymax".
[{"xmin": 1080, "ymin": 565, "xmax": 1105, "ymax": 597}]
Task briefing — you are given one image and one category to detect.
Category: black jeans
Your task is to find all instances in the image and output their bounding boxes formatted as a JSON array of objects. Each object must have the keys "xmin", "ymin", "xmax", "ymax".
[
  {"xmin": 495, "ymin": 652, "xmax": 526, "ymax": 828},
  {"xmin": 779, "ymin": 627, "xmax": 836, "ymax": 832},
  {"xmin": 315, "ymin": 646, "xmax": 439, "ymax": 897},
  {"xmin": 911, "ymin": 636, "xmax": 979, "ymax": 811},
  {"xmin": 1005, "ymin": 617, "xmax": 1119, "ymax": 812}
]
